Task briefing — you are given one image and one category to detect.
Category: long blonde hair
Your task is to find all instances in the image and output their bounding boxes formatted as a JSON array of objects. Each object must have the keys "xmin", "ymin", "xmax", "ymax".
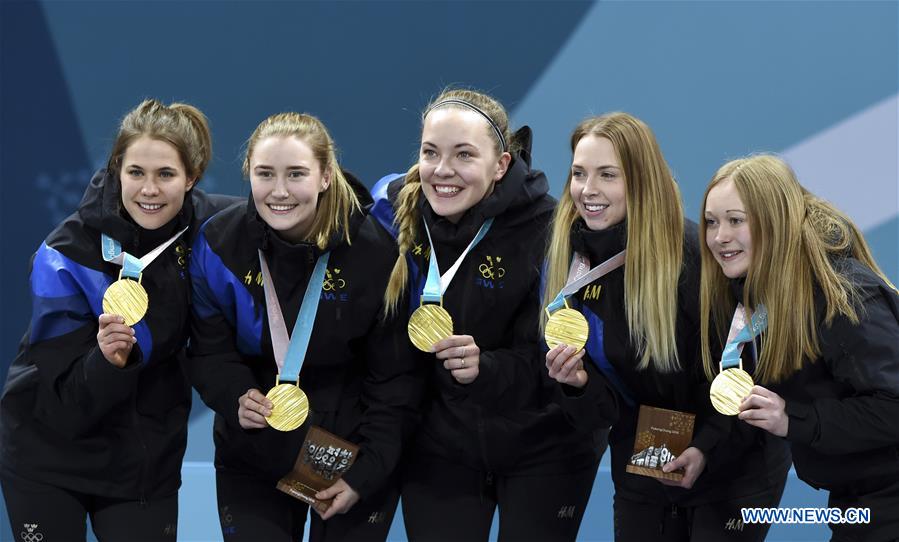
[
  {"xmin": 699, "ymin": 154, "xmax": 895, "ymax": 383},
  {"xmin": 382, "ymin": 88, "xmax": 513, "ymax": 315},
  {"xmin": 243, "ymin": 112, "xmax": 360, "ymax": 249},
  {"xmin": 542, "ymin": 112, "xmax": 685, "ymax": 372}
]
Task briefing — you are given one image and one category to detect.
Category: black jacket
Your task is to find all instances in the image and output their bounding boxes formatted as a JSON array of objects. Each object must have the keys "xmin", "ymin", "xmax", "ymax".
[
  {"xmin": 0, "ymin": 169, "xmax": 237, "ymax": 500},
  {"xmin": 184, "ymin": 173, "xmax": 423, "ymax": 500},
  {"xmin": 738, "ymin": 258, "xmax": 899, "ymax": 493},
  {"xmin": 371, "ymin": 128, "xmax": 603, "ymax": 476},
  {"xmin": 555, "ymin": 219, "xmax": 791, "ymax": 506}
]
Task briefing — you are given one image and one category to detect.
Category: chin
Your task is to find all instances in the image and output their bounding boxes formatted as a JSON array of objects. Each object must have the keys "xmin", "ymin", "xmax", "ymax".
[{"xmin": 720, "ymin": 266, "xmax": 747, "ymax": 280}]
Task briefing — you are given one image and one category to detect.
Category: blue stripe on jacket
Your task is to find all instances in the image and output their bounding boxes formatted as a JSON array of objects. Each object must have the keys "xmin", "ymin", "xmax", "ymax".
[
  {"xmin": 582, "ymin": 305, "xmax": 636, "ymax": 407},
  {"xmin": 190, "ymin": 227, "xmax": 263, "ymax": 356}
]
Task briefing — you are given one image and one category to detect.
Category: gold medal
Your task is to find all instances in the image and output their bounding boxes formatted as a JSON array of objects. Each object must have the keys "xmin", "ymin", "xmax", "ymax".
[
  {"xmin": 408, "ymin": 303, "xmax": 453, "ymax": 352},
  {"xmin": 544, "ymin": 306, "xmax": 589, "ymax": 352},
  {"xmin": 102, "ymin": 272, "xmax": 148, "ymax": 326},
  {"xmin": 710, "ymin": 367, "xmax": 754, "ymax": 416},
  {"xmin": 266, "ymin": 382, "xmax": 310, "ymax": 431}
]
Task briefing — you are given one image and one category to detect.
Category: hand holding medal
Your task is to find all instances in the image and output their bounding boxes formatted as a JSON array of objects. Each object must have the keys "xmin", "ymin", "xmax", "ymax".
[
  {"xmin": 433, "ymin": 335, "xmax": 480, "ymax": 384},
  {"xmin": 545, "ymin": 343, "xmax": 588, "ymax": 388},
  {"xmin": 96, "ymin": 313, "xmax": 136, "ymax": 368},
  {"xmin": 737, "ymin": 385, "xmax": 789, "ymax": 436},
  {"xmin": 709, "ymin": 304, "xmax": 768, "ymax": 416},
  {"xmin": 409, "ymin": 218, "xmax": 493, "ymax": 352},
  {"xmin": 238, "ymin": 388, "xmax": 275, "ymax": 429}
]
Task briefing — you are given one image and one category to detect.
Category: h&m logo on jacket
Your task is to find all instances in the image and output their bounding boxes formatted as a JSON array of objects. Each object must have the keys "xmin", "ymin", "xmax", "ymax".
[
  {"xmin": 243, "ymin": 269, "xmax": 263, "ymax": 286},
  {"xmin": 475, "ymin": 255, "xmax": 505, "ymax": 289},
  {"xmin": 321, "ymin": 268, "xmax": 348, "ymax": 302},
  {"xmin": 582, "ymin": 284, "xmax": 602, "ymax": 301},
  {"xmin": 413, "ymin": 242, "xmax": 431, "ymax": 260}
]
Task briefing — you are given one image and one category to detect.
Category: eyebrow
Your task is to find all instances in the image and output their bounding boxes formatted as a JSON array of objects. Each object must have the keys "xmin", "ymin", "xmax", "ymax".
[
  {"xmin": 571, "ymin": 163, "xmax": 620, "ymax": 170},
  {"xmin": 254, "ymin": 164, "xmax": 310, "ymax": 171},
  {"xmin": 124, "ymin": 163, "xmax": 179, "ymax": 171},
  {"xmin": 421, "ymin": 141, "xmax": 477, "ymax": 150},
  {"xmin": 705, "ymin": 208, "xmax": 746, "ymax": 215}
]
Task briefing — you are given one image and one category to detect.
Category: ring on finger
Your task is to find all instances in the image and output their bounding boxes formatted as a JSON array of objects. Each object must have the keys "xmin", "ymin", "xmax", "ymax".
[{"xmin": 460, "ymin": 358, "xmax": 465, "ymax": 369}]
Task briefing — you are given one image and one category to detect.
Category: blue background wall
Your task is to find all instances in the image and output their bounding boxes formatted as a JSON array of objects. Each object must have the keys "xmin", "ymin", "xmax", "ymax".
[{"xmin": 1, "ymin": 1, "xmax": 896, "ymax": 540}]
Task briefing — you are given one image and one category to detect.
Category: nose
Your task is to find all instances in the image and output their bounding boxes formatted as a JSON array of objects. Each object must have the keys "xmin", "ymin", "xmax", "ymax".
[
  {"xmin": 272, "ymin": 176, "xmax": 289, "ymax": 198},
  {"xmin": 581, "ymin": 174, "xmax": 600, "ymax": 196},
  {"xmin": 434, "ymin": 157, "xmax": 454, "ymax": 178},
  {"xmin": 141, "ymin": 178, "xmax": 160, "ymax": 196},
  {"xmin": 715, "ymin": 224, "xmax": 731, "ymax": 244}
]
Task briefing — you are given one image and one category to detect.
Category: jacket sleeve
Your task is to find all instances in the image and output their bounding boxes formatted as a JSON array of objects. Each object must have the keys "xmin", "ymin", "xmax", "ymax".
[
  {"xmin": 551, "ymin": 359, "xmax": 621, "ymax": 434},
  {"xmin": 182, "ymin": 230, "xmax": 259, "ymax": 430},
  {"xmin": 24, "ymin": 243, "xmax": 143, "ymax": 438},
  {"xmin": 340, "ymin": 300, "xmax": 425, "ymax": 500},
  {"xmin": 785, "ymin": 278, "xmax": 899, "ymax": 454}
]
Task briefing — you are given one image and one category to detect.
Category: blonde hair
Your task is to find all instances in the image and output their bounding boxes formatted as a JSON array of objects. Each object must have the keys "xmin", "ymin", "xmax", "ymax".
[
  {"xmin": 542, "ymin": 112, "xmax": 685, "ymax": 372},
  {"xmin": 243, "ymin": 112, "xmax": 361, "ymax": 249},
  {"xmin": 107, "ymin": 98, "xmax": 212, "ymax": 182},
  {"xmin": 382, "ymin": 88, "xmax": 513, "ymax": 315},
  {"xmin": 699, "ymin": 154, "xmax": 896, "ymax": 383}
]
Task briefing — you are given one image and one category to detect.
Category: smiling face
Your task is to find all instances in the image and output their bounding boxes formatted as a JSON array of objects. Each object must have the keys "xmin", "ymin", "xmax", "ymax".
[
  {"xmin": 704, "ymin": 179, "xmax": 752, "ymax": 278},
  {"xmin": 569, "ymin": 135, "xmax": 627, "ymax": 230},
  {"xmin": 119, "ymin": 136, "xmax": 195, "ymax": 230},
  {"xmin": 249, "ymin": 135, "xmax": 331, "ymax": 244},
  {"xmin": 418, "ymin": 107, "xmax": 510, "ymax": 223}
]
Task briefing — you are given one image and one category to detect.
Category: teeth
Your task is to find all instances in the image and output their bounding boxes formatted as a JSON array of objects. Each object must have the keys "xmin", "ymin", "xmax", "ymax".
[
  {"xmin": 139, "ymin": 203, "xmax": 163, "ymax": 211},
  {"xmin": 435, "ymin": 186, "xmax": 461, "ymax": 195},
  {"xmin": 584, "ymin": 203, "xmax": 608, "ymax": 212},
  {"xmin": 269, "ymin": 204, "xmax": 296, "ymax": 211},
  {"xmin": 721, "ymin": 251, "xmax": 740, "ymax": 258}
]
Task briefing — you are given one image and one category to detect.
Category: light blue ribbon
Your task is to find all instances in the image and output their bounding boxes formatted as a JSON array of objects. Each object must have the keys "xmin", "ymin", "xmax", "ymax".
[{"xmin": 420, "ymin": 218, "xmax": 493, "ymax": 304}]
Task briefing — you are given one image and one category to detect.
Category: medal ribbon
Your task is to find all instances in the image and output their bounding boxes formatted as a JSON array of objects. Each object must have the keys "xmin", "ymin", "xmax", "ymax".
[
  {"xmin": 101, "ymin": 227, "xmax": 188, "ymax": 279},
  {"xmin": 545, "ymin": 250, "xmax": 626, "ymax": 313},
  {"xmin": 258, "ymin": 250, "xmax": 330, "ymax": 382},
  {"xmin": 420, "ymin": 218, "xmax": 494, "ymax": 304},
  {"xmin": 720, "ymin": 303, "xmax": 768, "ymax": 370}
]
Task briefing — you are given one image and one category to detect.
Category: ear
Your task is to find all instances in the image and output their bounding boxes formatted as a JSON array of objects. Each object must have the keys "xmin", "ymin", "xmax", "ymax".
[
  {"xmin": 320, "ymin": 168, "xmax": 332, "ymax": 193},
  {"xmin": 493, "ymin": 152, "xmax": 512, "ymax": 182},
  {"xmin": 185, "ymin": 177, "xmax": 197, "ymax": 192}
]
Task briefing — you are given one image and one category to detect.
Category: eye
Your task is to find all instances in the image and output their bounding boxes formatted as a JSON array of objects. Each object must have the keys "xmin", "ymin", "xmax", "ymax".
[
  {"xmin": 255, "ymin": 170, "xmax": 273, "ymax": 179},
  {"xmin": 421, "ymin": 149, "xmax": 437, "ymax": 159},
  {"xmin": 601, "ymin": 171, "xmax": 617, "ymax": 180},
  {"xmin": 704, "ymin": 217, "xmax": 718, "ymax": 227},
  {"xmin": 159, "ymin": 170, "xmax": 176, "ymax": 179},
  {"xmin": 127, "ymin": 168, "xmax": 143, "ymax": 177},
  {"xmin": 288, "ymin": 170, "xmax": 307, "ymax": 179},
  {"xmin": 571, "ymin": 170, "xmax": 585, "ymax": 179},
  {"xmin": 729, "ymin": 217, "xmax": 744, "ymax": 226},
  {"xmin": 458, "ymin": 151, "xmax": 472, "ymax": 160}
]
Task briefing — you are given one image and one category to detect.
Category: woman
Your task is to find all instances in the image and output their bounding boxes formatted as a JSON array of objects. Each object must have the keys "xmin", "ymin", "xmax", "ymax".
[
  {"xmin": 545, "ymin": 113, "xmax": 790, "ymax": 541},
  {"xmin": 0, "ymin": 99, "xmax": 234, "ymax": 540},
  {"xmin": 700, "ymin": 154, "xmax": 899, "ymax": 541},
  {"xmin": 184, "ymin": 112, "xmax": 421, "ymax": 542},
  {"xmin": 372, "ymin": 88, "xmax": 602, "ymax": 541}
]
